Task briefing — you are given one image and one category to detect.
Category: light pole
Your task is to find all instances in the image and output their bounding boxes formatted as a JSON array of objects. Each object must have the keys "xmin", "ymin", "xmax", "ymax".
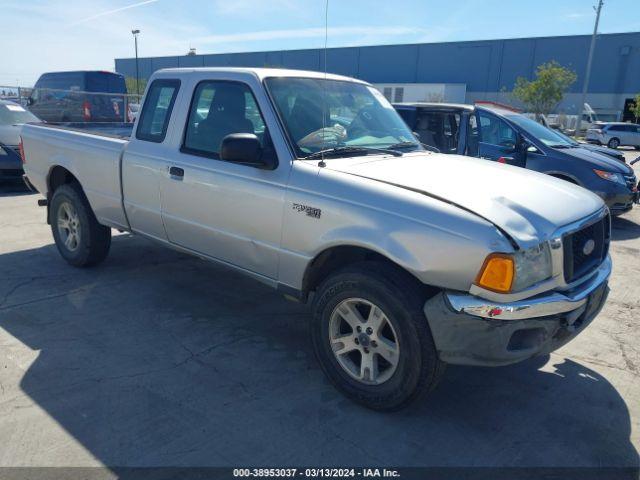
[
  {"xmin": 579, "ymin": 0, "xmax": 604, "ymax": 120},
  {"xmin": 132, "ymin": 29, "xmax": 140, "ymax": 97}
]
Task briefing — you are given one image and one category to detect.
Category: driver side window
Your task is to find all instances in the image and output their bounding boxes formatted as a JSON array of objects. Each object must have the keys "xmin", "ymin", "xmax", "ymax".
[
  {"xmin": 182, "ymin": 81, "xmax": 269, "ymax": 160},
  {"xmin": 478, "ymin": 111, "xmax": 517, "ymax": 148}
]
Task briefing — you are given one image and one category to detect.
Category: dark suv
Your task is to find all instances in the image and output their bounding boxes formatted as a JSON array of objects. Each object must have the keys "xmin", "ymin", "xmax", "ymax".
[
  {"xmin": 28, "ymin": 71, "xmax": 128, "ymax": 123},
  {"xmin": 395, "ymin": 102, "xmax": 638, "ymax": 215}
]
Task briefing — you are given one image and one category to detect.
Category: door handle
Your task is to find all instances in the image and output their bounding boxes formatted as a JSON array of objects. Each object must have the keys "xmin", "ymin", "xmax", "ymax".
[{"xmin": 169, "ymin": 166, "xmax": 184, "ymax": 178}]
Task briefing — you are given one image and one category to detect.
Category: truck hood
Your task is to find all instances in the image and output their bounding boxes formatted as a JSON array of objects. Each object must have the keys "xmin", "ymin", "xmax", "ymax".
[{"xmin": 322, "ymin": 153, "xmax": 605, "ymax": 248}]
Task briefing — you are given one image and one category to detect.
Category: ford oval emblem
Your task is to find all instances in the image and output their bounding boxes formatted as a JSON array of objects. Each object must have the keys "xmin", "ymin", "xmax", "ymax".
[{"xmin": 582, "ymin": 239, "xmax": 596, "ymax": 256}]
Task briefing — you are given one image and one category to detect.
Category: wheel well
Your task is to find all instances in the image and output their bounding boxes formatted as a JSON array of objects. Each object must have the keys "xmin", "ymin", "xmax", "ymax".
[
  {"xmin": 301, "ymin": 246, "xmax": 434, "ymax": 301},
  {"xmin": 48, "ymin": 166, "xmax": 78, "ymax": 197},
  {"xmin": 46, "ymin": 166, "xmax": 84, "ymax": 225}
]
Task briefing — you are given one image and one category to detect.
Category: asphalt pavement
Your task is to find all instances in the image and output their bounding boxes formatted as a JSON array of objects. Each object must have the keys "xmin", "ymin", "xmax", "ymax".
[{"xmin": 0, "ymin": 150, "xmax": 638, "ymax": 470}]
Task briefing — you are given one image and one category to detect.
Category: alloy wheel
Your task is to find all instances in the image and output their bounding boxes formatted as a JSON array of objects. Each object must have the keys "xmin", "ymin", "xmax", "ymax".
[
  {"xmin": 328, "ymin": 298, "xmax": 400, "ymax": 385},
  {"xmin": 57, "ymin": 201, "xmax": 81, "ymax": 252}
]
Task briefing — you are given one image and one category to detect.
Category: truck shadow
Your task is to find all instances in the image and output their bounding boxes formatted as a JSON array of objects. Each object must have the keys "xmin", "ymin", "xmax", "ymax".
[
  {"xmin": 611, "ymin": 216, "xmax": 640, "ymax": 241},
  {"xmin": 0, "ymin": 235, "xmax": 637, "ymax": 468},
  {"xmin": 0, "ymin": 179, "xmax": 33, "ymax": 197}
]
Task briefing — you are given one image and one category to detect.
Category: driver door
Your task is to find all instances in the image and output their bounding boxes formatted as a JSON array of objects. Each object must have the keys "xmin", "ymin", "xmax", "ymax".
[
  {"xmin": 476, "ymin": 110, "xmax": 526, "ymax": 168},
  {"xmin": 160, "ymin": 80, "xmax": 287, "ymax": 279}
]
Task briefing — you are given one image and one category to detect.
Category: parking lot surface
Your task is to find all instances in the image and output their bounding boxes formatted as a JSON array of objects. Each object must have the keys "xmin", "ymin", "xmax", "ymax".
[{"xmin": 0, "ymin": 151, "xmax": 639, "ymax": 469}]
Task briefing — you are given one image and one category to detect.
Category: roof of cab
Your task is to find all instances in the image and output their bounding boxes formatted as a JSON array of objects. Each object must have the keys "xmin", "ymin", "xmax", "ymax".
[
  {"xmin": 393, "ymin": 102, "xmax": 475, "ymax": 111},
  {"xmin": 153, "ymin": 67, "xmax": 367, "ymax": 84}
]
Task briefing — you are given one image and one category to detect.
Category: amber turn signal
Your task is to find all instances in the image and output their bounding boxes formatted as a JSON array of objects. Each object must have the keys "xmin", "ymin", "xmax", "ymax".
[{"xmin": 475, "ymin": 253, "xmax": 515, "ymax": 293}]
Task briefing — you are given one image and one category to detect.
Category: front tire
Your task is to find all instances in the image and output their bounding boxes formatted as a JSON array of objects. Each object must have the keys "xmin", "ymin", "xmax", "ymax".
[
  {"xmin": 311, "ymin": 262, "xmax": 445, "ymax": 411},
  {"xmin": 608, "ymin": 138, "xmax": 620, "ymax": 149},
  {"xmin": 50, "ymin": 183, "xmax": 111, "ymax": 267}
]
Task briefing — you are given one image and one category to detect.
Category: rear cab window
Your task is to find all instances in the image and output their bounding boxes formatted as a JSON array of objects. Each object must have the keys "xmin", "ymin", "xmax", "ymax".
[
  {"xmin": 136, "ymin": 79, "xmax": 180, "ymax": 143},
  {"xmin": 85, "ymin": 73, "xmax": 127, "ymax": 94},
  {"xmin": 36, "ymin": 72, "xmax": 84, "ymax": 91}
]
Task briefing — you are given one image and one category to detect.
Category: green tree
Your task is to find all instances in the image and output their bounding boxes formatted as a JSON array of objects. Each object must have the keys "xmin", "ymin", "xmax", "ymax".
[
  {"xmin": 512, "ymin": 61, "xmax": 577, "ymax": 118},
  {"xmin": 630, "ymin": 93, "xmax": 640, "ymax": 123},
  {"xmin": 125, "ymin": 76, "xmax": 147, "ymax": 96}
]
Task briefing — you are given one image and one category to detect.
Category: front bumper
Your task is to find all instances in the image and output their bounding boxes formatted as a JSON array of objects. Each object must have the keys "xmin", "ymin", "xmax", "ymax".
[
  {"xmin": 597, "ymin": 186, "xmax": 637, "ymax": 215},
  {"xmin": 423, "ymin": 256, "xmax": 611, "ymax": 367}
]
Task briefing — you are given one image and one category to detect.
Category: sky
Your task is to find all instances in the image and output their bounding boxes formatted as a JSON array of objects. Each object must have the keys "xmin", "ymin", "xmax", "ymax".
[{"xmin": 2, "ymin": 0, "xmax": 639, "ymax": 86}]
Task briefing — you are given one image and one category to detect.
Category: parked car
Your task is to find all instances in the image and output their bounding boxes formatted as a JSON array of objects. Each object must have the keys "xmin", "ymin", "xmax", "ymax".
[
  {"xmin": 586, "ymin": 122, "xmax": 640, "ymax": 149},
  {"xmin": 28, "ymin": 71, "xmax": 128, "ymax": 123},
  {"xmin": 395, "ymin": 102, "xmax": 638, "ymax": 215},
  {"xmin": 0, "ymin": 99, "xmax": 39, "ymax": 180},
  {"xmin": 22, "ymin": 68, "xmax": 612, "ymax": 410}
]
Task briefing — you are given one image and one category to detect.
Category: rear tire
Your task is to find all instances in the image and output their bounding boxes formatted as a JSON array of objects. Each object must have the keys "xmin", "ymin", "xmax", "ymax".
[
  {"xmin": 311, "ymin": 261, "xmax": 445, "ymax": 411},
  {"xmin": 608, "ymin": 138, "xmax": 620, "ymax": 149},
  {"xmin": 50, "ymin": 183, "xmax": 111, "ymax": 267}
]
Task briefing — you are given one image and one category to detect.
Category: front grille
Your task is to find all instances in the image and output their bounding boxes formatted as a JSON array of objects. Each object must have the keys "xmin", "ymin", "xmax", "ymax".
[
  {"xmin": 563, "ymin": 213, "xmax": 610, "ymax": 283},
  {"xmin": 623, "ymin": 174, "xmax": 637, "ymax": 191}
]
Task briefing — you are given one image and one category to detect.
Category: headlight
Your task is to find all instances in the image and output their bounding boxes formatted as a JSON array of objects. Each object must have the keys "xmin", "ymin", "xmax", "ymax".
[
  {"xmin": 476, "ymin": 243, "xmax": 552, "ymax": 293},
  {"xmin": 513, "ymin": 242, "xmax": 552, "ymax": 291},
  {"xmin": 594, "ymin": 169, "xmax": 625, "ymax": 185}
]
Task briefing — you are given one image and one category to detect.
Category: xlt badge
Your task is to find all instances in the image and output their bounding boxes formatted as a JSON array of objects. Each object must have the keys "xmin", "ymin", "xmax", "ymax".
[{"xmin": 293, "ymin": 203, "xmax": 321, "ymax": 219}]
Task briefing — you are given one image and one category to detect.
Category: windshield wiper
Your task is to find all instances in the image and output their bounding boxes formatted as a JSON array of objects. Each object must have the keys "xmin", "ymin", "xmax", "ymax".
[
  {"xmin": 388, "ymin": 141, "xmax": 440, "ymax": 154},
  {"xmin": 302, "ymin": 146, "xmax": 402, "ymax": 160},
  {"xmin": 387, "ymin": 141, "xmax": 419, "ymax": 149}
]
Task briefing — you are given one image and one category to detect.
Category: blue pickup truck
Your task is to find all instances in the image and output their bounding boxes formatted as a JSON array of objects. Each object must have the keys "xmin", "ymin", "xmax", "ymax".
[
  {"xmin": 27, "ymin": 71, "xmax": 129, "ymax": 123},
  {"xmin": 395, "ymin": 102, "xmax": 638, "ymax": 216}
]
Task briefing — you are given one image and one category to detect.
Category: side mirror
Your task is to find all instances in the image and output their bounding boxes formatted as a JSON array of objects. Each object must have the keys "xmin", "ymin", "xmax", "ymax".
[
  {"xmin": 27, "ymin": 97, "xmax": 34, "ymax": 106},
  {"xmin": 220, "ymin": 133, "xmax": 275, "ymax": 169}
]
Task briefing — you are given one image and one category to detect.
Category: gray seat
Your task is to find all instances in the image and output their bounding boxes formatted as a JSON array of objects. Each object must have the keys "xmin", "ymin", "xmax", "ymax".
[
  {"xmin": 195, "ymin": 85, "xmax": 254, "ymax": 154},
  {"xmin": 287, "ymin": 96, "xmax": 329, "ymax": 143}
]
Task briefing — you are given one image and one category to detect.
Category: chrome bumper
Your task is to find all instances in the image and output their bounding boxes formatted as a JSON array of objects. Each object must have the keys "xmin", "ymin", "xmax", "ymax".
[{"xmin": 445, "ymin": 255, "xmax": 612, "ymax": 321}]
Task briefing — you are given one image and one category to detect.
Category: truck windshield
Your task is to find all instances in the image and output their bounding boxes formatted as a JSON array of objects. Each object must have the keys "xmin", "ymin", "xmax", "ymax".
[
  {"xmin": 265, "ymin": 77, "xmax": 421, "ymax": 158},
  {"xmin": 504, "ymin": 113, "xmax": 574, "ymax": 148}
]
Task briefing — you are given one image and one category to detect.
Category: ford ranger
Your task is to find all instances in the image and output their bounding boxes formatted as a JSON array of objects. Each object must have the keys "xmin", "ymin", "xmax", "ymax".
[{"xmin": 21, "ymin": 68, "xmax": 612, "ymax": 411}]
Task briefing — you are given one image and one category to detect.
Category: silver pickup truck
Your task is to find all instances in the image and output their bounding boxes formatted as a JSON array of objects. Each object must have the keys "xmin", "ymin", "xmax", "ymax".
[{"xmin": 21, "ymin": 68, "xmax": 611, "ymax": 411}]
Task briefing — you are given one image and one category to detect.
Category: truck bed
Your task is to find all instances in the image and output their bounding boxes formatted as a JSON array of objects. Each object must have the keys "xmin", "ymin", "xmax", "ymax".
[
  {"xmin": 45, "ymin": 122, "xmax": 134, "ymax": 139},
  {"xmin": 21, "ymin": 122, "xmax": 130, "ymax": 230}
]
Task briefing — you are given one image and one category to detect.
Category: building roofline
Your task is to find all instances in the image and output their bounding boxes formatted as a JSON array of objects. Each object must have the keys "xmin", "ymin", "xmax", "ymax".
[{"xmin": 115, "ymin": 31, "xmax": 640, "ymax": 62}]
